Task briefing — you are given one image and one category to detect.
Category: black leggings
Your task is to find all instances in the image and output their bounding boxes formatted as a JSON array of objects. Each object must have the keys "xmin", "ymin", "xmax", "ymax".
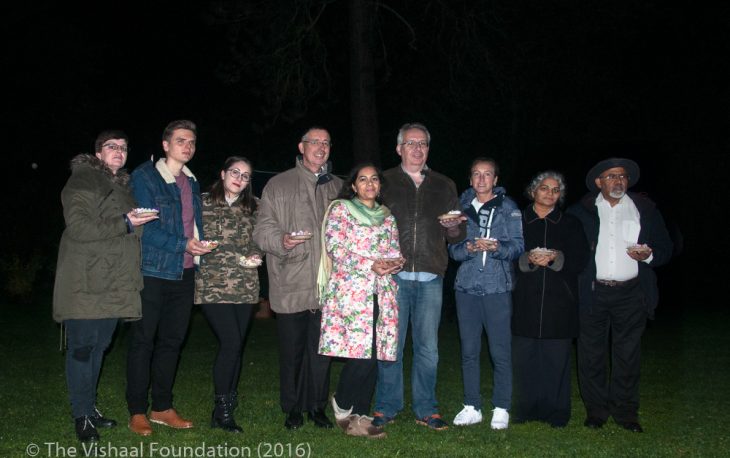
[
  {"xmin": 333, "ymin": 298, "xmax": 379, "ymax": 415},
  {"xmin": 200, "ymin": 303, "xmax": 255, "ymax": 395}
]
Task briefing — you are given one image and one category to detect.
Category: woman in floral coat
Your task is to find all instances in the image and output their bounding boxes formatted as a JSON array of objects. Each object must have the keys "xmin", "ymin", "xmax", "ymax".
[{"xmin": 317, "ymin": 163, "xmax": 403, "ymax": 438}]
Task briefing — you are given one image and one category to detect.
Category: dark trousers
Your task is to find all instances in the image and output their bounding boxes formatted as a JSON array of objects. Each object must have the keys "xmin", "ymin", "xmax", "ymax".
[
  {"xmin": 334, "ymin": 299, "xmax": 379, "ymax": 415},
  {"xmin": 200, "ymin": 302, "xmax": 255, "ymax": 395},
  {"xmin": 578, "ymin": 279, "xmax": 646, "ymax": 423},
  {"xmin": 276, "ymin": 309, "xmax": 331, "ymax": 413},
  {"xmin": 65, "ymin": 318, "xmax": 119, "ymax": 418},
  {"xmin": 126, "ymin": 269, "xmax": 194, "ymax": 415},
  {"xmin": 513, "ymin": 336, "xmax": 573, "ymax": 427}
]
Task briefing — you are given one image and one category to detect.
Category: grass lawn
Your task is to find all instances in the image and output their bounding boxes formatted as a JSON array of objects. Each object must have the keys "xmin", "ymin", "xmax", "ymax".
[{"xmin": 0, "ymin": 297, "xmax": 727, "ymax": 457}]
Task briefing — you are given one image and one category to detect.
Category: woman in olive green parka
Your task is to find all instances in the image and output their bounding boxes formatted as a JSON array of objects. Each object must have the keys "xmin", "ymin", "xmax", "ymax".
[{"xmin": 53, "ymin": 130, "xmax": 157, "ymax": 442}]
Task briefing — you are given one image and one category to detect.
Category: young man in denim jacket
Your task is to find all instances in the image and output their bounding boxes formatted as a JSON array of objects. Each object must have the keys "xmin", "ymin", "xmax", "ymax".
[{"xmin": 126, "ymin": 120, "xmax": 211, "ymax": 436}]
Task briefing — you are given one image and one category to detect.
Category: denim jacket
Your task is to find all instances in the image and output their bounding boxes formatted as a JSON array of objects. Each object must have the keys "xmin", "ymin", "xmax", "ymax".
[
  {"xmin": 448, "ymin": 187, "xmax": 524, "ymax": 295},
  {"xmin": 131, "ymin": 159, "xmax": 203, "ymax": 280}
]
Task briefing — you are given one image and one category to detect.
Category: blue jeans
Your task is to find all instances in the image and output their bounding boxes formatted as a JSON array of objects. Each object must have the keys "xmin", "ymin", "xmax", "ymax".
[
  {"xmin": 455, "ymin": 291, "xmax": 512, "ymax": 410},
  {"xmin": 65, "ymin": 318, "xmax": 119, "ymax": 418},
  {"xmin": 375, "ymin": 276, "xmax": 443, "ymax": 419}
]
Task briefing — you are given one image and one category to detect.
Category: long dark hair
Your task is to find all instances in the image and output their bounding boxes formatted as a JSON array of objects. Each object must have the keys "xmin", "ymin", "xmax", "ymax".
[
  {"xmin": 336, "ymin": 162, "xmax": 384, "ymax": 204},
  {"xmin": 208, "ymin": 156, "xmax": 257, "ymax": 214}
]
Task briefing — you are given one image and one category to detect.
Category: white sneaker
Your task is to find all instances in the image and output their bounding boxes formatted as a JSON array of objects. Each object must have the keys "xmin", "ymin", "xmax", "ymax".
[
  {"xmin": 453, "ymin": 405, "xmax": 483, "ymax": 426},
  {"xmin": 490, "ymin": 407, "xmax": 509, "ymax": 430}
]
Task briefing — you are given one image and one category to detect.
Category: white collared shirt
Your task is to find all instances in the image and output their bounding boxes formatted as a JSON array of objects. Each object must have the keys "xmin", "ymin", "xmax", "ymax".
[{"xmin": 595, "ymin": 193, "xmax": 642, "ymax": 281}]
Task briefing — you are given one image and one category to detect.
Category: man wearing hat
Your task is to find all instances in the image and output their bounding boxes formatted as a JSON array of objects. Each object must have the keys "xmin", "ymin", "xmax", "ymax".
[{"xmin": 568, "ymin": 158, "xmax": 672, "ymax": 433}]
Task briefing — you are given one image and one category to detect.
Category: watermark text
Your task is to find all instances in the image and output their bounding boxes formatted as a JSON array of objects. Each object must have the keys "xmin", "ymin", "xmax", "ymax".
[{"xmin": 25, "ymin": 441, "xmax": 312, "ymax": 458}]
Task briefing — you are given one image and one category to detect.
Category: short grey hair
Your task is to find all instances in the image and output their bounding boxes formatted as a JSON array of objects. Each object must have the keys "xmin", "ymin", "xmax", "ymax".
[
  {"xmin": 397, "ymin": 122, "xmax": 431, "ymax": 145},
  {"xmin": 300, "ymin": 126, "xmax": 330, "ymax": 142},
  {"xmin": 525, "ymin": 170, "xmax": 567, "ymax": 206}
]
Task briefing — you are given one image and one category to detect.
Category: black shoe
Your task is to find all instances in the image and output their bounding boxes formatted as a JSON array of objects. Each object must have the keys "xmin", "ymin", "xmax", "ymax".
[
  {"xmin": 75, "ymin": 416, "xmax": 100, "ymax": 442},
  {"xmin": 584, "ymin": 416, "xmax": 606, "ymax": 429},
  {"xmin": 308, "ymin": 409, "xmax": 333, "ymax": 429},
  {"xmin": 285, "ymin": 411, "xmax": 304, "ymax": 430},
  {"xmin": 212, "ymin": 411, "xmax": 243, "ymax": 433},
  {"xmin": 618, "ymin": 421, "xmax": 643, "ymax": 433},
  {"xmin": 90, "ymin": 407, "xmax": 117, "ymax": 428},
  {"xmin": 212, "ymin": 394, "xmax": 243, "ymax": 433}
]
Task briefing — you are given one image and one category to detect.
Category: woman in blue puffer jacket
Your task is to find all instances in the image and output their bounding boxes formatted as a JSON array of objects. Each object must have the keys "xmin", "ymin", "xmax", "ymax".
[{"xmin": 448, "ymin": 157, "xmax": 524, "ymax": 430}]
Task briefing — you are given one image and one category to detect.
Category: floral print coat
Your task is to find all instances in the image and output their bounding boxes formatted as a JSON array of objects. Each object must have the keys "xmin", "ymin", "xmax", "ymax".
[{"xmin": 318, "ymin": 201, "xmax": 401, "ymax": 361}]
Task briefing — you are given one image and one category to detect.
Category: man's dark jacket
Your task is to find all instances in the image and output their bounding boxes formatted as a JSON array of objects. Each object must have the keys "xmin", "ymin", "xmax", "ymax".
[
  {"xmin": 567, "ymin": 191, "xmax": 673, "ymax": 319},
  {"xmin": 381, "ymin": 166, "xmax": 465, "ymax": 277}
]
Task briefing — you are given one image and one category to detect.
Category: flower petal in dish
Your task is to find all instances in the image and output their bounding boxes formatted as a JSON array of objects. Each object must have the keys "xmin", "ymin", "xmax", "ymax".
[
  {"xmin": 133, "ymin": 207, "xmax": 160, "ymax": 217},
  {"xmin": 379, "ymin": 256, "xmax": 404, "ymax": 267},
  {"xmin": 290, "ymin": 230, "xmax": 313, "ymax": 241},
  {"xmin": 627, "ymin": 244, "xmax": 651, "ymax": 254},
  {"xmin": 239, "ymin": 256, "xmax": 263, "ymax": 268},
  {"xmin": 530, "ymin": 247, "xmax": 555, "ymax": 255},
  {"xmin": 201, "ymin": 240, "xmax": 219, "ymax": 249},
  {"xmin": 437, "ymin": 210, "xmax": 463, "ymax": 221}
]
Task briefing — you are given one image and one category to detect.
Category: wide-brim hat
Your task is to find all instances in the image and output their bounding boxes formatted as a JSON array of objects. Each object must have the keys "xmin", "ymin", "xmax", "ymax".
[{"xmin": 586, "ymin": 157, "xmax": 640, "ymax": 191}]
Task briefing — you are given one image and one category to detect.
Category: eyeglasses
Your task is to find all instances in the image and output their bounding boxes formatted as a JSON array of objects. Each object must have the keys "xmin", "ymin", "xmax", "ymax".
[
  {"xmin": 537, "ymin": 185, "xmax": 561, "ymax": 194},
  {"xmin": 227, "ymin": 169, "xmax": 251, "ymax": 181},
  {"xmin": 401, "ymin": 140, "xmax": 429, "ymax": 148},
  {"xmin": 599, "ymin": 174, "xmax": 629, "ymax": 181},
  {"xmin": 302, "ymin": 139, "xmax": 332, "ymax": 148},
  {"xmin": 102, "ymin": 143, "xmax": 129, "ymax": 153}
]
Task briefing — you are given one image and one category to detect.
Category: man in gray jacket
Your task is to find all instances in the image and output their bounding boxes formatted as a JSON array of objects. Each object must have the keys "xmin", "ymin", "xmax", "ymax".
[{"xmin": 253, "ymin": 127, "xmax": 342, "ymax": 430}]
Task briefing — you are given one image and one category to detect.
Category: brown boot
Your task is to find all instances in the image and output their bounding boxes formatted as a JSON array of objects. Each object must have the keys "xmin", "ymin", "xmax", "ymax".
[
  {"xmin": 128, "ymin": 414, "xmax": 153, "ymax": 436},
  {"xmin": 149, "ymin": 408, "xmax": 193, "ymax": 429},
  {"xmin": 346, "ymin": 415, "xmax": 387, "ymax": 439}
]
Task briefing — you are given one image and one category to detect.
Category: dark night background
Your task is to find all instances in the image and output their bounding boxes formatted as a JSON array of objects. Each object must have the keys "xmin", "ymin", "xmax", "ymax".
[{"xmin": 3, "ymin": 1, "xmax": 728, "ymax": 309}]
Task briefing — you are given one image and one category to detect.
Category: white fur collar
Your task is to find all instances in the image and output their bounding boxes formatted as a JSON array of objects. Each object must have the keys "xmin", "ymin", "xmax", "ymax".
[{"xmin": 155, "ymin": 158, "xmax": 197, "ymax": 184}]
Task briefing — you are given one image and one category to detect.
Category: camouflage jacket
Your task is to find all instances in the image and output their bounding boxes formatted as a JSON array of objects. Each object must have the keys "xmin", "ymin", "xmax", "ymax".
[{"xmin": 195, "ymin": 194, "xmax": 262, "ymax": 304}]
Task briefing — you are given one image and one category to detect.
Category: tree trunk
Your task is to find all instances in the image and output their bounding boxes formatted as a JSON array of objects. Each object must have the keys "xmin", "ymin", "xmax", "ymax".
[{"xmin": 349, "ymin": 0, "xmax": 380, "ymax": 166}]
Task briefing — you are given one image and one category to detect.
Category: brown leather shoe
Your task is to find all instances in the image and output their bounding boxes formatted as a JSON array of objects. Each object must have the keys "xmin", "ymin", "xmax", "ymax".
[
  {"xmin": 149, "ymin": 408, "xmax": 194, "ymax": 429},
  {"xmin": 128, "ymin": 414, "xmax": 153, "ymax": 436}
]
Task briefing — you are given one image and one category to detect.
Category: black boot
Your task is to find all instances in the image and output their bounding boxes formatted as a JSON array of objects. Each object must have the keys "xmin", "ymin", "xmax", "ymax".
[
  {"xmin": 90, "ymin": 406, "xmax": 117, "ymax": 428},
  {"xmin": 75, "ymin": 416, "xmax": 100, "ymax": 442},
  {"xmin": 212, "ymin": 393, "xmax": 243, "ymax": 433}
]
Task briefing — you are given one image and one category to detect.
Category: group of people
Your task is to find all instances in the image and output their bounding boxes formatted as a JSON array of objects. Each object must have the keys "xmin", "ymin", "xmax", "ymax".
[
  {"xmin": 54, "ymin": 120, "xmax": 260, "ymax": 442},
  {"xmin": 53, "ymin": 120, "xmax": 672, "ymax": 443}
]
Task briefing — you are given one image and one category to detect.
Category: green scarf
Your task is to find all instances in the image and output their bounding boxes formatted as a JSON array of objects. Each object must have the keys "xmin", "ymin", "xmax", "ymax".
[
  {"xmin": 316, "ymin": 198, "xmax": 391, "ymax": 299},
  {"xmin": 343, "ymin": 197, "xmax": 390, "ymax": 226}
]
